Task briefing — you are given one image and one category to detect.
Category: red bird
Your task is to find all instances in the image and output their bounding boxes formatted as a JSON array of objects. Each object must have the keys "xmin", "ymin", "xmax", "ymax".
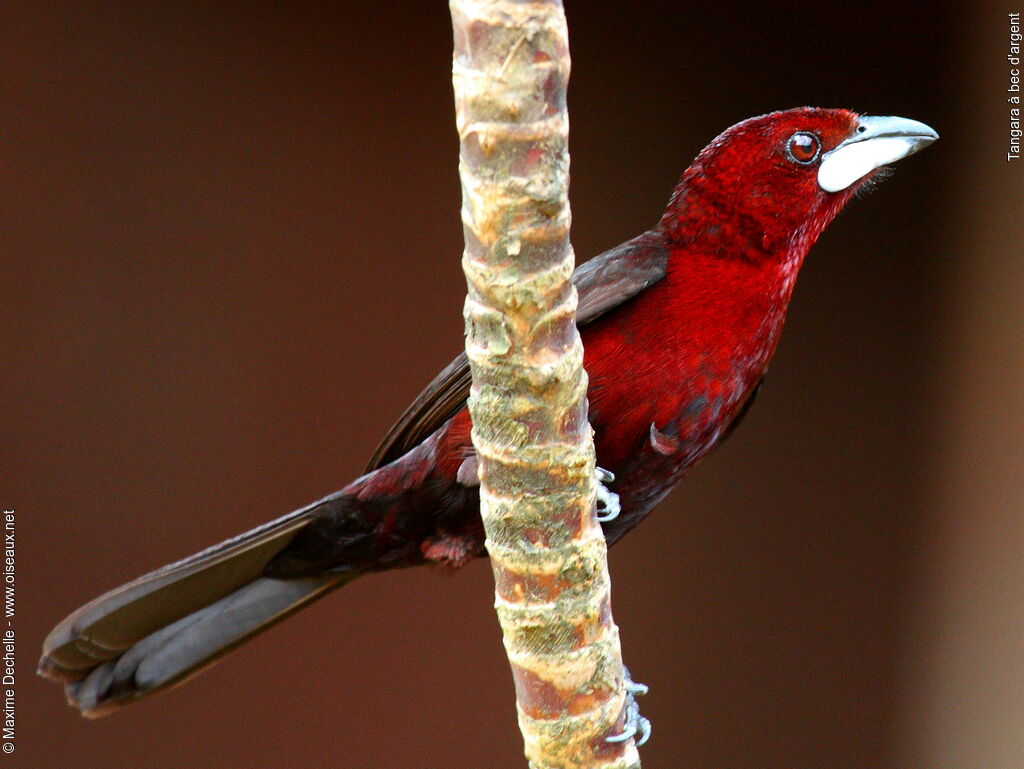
[{"xmin": 40, "ymin": 107, "xmax": 936, "ymax": 716}]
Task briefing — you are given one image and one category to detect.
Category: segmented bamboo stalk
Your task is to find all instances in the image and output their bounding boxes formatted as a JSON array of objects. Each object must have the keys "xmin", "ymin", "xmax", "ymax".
[{"xmin": 450, "ymin": 2, "xmax": 640, "ymax": 767}]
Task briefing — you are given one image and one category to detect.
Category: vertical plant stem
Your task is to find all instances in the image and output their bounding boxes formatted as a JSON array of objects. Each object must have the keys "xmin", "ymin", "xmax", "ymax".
[{"xmin": 450, "ymin": 2, "xmax": 640, "ymax": 767}]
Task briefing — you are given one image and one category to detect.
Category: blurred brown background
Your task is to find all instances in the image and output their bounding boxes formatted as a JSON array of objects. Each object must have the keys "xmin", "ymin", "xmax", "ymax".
[{"xmin": 3, "ymin": 1, "xmax": 1021, "ymax": 767}]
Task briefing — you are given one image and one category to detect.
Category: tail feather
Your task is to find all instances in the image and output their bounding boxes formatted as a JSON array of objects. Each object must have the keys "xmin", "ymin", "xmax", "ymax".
[
  {"xmin": 38, "ymin": 490, "xmax": 357, "ymax": 717},
  {"xmin": 66, "ymin": 575, "xmax": 348, "ymax": 717}
]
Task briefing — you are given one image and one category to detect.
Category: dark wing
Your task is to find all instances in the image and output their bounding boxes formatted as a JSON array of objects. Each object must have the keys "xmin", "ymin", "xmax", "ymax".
[
  {"xmin": 572, "ymin": 232, "xmax": 669, "ymax": 323},
  {"xmin": 363, "ymin": 352, "xmax": 473, "ymax": 472},
  {"xmin": 364, "ymin": 232, "xmax": 669, "ymax": 471}
]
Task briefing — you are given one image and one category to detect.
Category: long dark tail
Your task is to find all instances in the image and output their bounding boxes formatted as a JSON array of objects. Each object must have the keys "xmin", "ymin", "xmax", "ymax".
[{"xmin": 38, "ymin": 491, "xmax": 357, "ymax": 718}]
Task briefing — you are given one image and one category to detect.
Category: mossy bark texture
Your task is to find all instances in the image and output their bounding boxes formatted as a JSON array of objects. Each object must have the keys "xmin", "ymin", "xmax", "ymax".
[{"xmin": 450, "ymin": 2, "xmax": 640, "ymax": 767}]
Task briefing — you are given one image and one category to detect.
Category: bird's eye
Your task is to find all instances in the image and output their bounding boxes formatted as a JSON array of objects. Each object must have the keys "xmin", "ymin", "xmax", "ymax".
[{"xmin": 786, "ymin": 132, "xmax": 821, "ymax": 164}]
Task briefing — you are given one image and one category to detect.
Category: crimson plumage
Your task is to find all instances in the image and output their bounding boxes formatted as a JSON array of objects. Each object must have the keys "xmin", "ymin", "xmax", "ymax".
[
  {"xmin": 266, "ymin": 108, "xmax": 888, "ymax": 572},
  {"xmin": 39, "ymin": 107, "xmax": 937, "ymax": 715}
]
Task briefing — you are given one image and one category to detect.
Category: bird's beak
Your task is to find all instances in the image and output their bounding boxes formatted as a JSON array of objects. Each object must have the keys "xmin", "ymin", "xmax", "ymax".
[{"xmin": 817, "ymin": 115, "xmax": 938, "ymax": 193}]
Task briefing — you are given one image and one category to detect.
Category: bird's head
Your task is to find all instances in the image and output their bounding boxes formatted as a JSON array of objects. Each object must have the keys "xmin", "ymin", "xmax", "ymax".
[{"xmin": 661, "ymin": 107, "xmax": 938, "ymax": 260}]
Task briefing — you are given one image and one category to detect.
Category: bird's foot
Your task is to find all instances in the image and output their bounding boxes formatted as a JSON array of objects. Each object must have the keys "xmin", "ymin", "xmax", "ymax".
[
  {"xmin": 595, "ymin": 467, "xmax": 620, "ymax": 523},
  {"xmin": 607, "ymin": 668, "xmax": 651, "ymax": 746}
]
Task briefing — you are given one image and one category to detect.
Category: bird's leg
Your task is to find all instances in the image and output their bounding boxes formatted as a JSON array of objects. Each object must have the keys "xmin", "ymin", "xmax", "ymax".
[
  {"xmin": 606, "ymin": 667, "xmax": 651, "ymax": 746},
  {"xmin": 594, "ymin": 467, "xmax": 620, "ymax": 522}
]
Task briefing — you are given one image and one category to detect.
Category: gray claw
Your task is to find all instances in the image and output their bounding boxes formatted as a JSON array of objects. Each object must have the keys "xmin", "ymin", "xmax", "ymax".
[
  {"xmin": 624, "ymin": 679, "xmax": 649, "ymax": 696},
  {"xmin": 595, "ymin": 469, "xmax": 620, "ymax": 523},
  {"xmin": 634, "ymin": 714, "xmax": 652, "ymax": 747},
  {"xmin": 606, "ymin": 720, "xmax": 636, "ymax": 744},
  {"xmin": 606, "ymin": 669, "xmax": 651, "ymax": 747}
]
